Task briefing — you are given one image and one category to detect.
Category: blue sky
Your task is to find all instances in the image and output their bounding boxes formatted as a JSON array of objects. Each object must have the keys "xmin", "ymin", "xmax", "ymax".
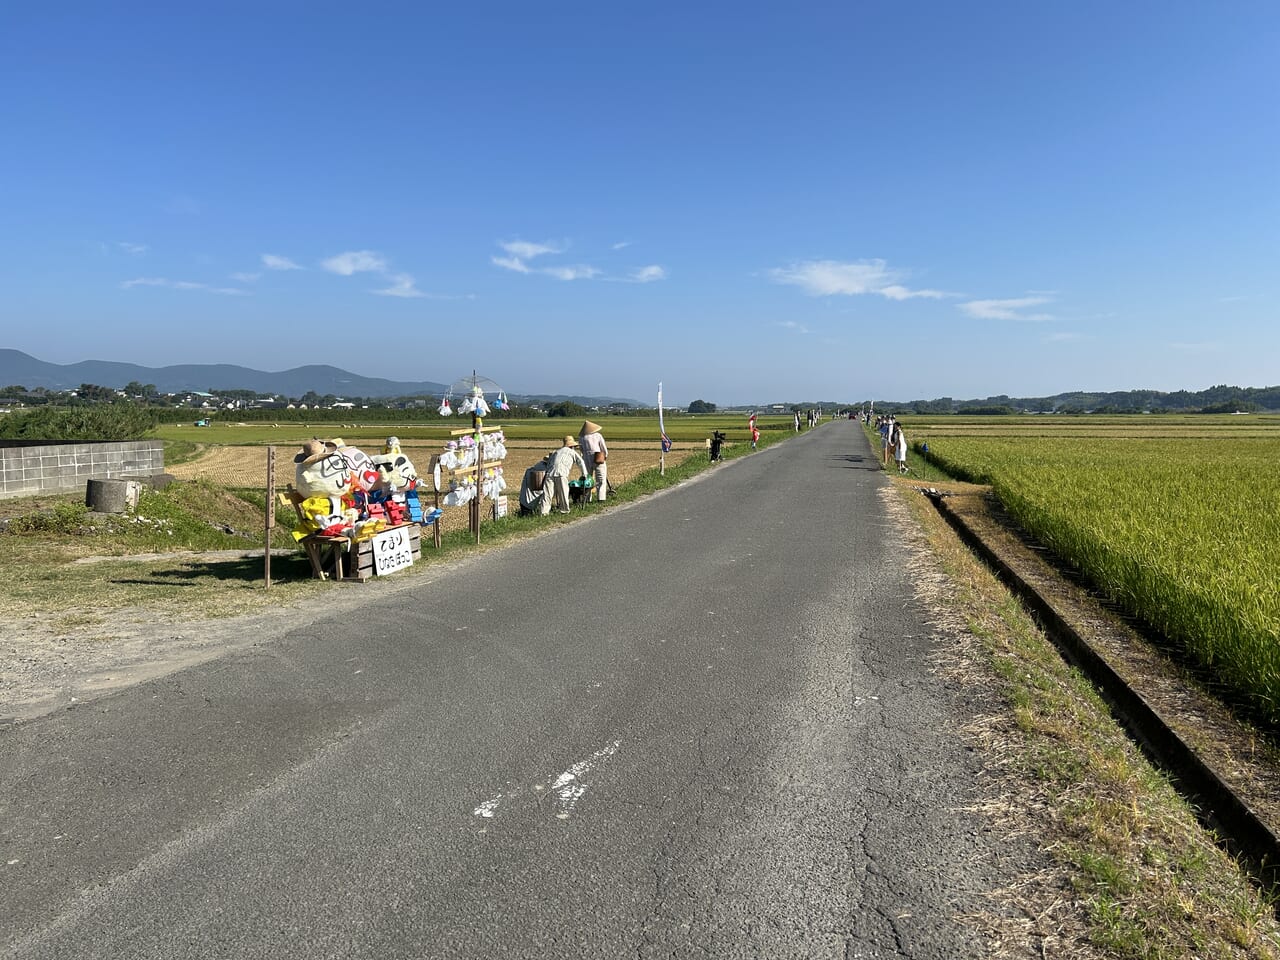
[{"xmin": 2, "ymin": 2, "xmax": 1275, "ymax": 406}]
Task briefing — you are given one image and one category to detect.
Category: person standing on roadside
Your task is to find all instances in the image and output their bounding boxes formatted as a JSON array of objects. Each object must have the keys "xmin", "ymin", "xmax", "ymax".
[
  {"xmin": 578, "ymin": 419, "xmax": 609, "ymax": 501},
  {"xmin": 545, "ymin": 435, "xmax": 589, "ymax": 513}
]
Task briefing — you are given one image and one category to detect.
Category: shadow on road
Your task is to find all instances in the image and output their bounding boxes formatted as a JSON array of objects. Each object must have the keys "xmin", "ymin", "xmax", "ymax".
[{"xmin": 826, "ymin": 454, "xmax": 882, "ymax": 471}]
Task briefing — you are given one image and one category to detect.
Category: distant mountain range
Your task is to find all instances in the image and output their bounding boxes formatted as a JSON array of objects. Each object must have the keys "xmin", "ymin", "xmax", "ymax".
[{"xmin": 0, "ymin": 350, "xmax": 638, "ymax": 407}]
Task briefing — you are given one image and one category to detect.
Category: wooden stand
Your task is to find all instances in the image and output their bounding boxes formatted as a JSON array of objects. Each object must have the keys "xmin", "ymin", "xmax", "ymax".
[
  {"xmin": 338, "ymin": 524, "xmax": 422, "ymax": 582},
  {"xmin": 446, "ymin": 424, "xmax": 506, "ymax": 544},
  {"xmin": 280, "ymin": 488, "xmax": 436, "ymax": 581}
]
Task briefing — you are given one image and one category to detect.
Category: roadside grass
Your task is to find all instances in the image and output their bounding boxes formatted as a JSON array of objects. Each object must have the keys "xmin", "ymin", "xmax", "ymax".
[
  {"xmin": 895, "ymin": 481, "xmax": 1280, "ymax": 958},
  {"xmin": 0, "ymin": 480, "xmax": 326, "ymax": 630}
]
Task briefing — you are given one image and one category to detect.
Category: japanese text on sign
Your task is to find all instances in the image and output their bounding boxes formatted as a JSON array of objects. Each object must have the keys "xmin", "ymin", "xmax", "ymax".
[{"xmin": 372, "ymin": 527, "xmax": 415, "ymax": 576}]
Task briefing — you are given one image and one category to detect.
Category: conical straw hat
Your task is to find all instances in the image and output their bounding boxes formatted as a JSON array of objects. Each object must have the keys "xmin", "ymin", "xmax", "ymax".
[{"xmin": 580, "ymin": 420, "xmax": 602, "ymax": 435}]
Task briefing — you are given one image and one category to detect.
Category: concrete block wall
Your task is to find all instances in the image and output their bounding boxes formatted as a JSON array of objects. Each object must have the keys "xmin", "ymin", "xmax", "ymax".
[{"xmin": 0, "ymin": 441, "xmax": 165, "ymax": 499}]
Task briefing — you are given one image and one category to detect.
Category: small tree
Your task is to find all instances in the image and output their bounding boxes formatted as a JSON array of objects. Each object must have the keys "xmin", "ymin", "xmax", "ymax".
[
  {"xmin": 687, "ymin": 399, "xmax": 716, "ymax": 414},
  {"xmin": 76, "ymin": 383, "xmax": 117, "ymax": 403},
  {"xmin": 545, "ymin": 401, "xmax": 587, "ymax": 418}
]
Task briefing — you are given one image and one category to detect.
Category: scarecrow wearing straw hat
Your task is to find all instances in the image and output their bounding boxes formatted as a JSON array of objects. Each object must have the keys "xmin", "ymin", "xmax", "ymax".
[
  {"xmin": 578, "ymin": 420, "xmax": 609, "ymax": 501},
  {"xmin": 545, "ymin": 435, "xmax": 589, "ymax": 514}
]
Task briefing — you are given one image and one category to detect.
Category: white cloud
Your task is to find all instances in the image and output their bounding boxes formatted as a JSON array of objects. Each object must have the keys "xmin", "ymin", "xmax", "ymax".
[
  {"xmin": 778, "ymin": 320, "xmax": 811, "ymax": 334},
  {"xmin": 628, "ymin": 265, "xmax": 666, "ymax": 283},
  {"xmin": 542, "ymin": 264, "xmax": 600, "ymax": 281},
  {"xmin": 318, "ymin": 248, "xmax": 443, "ymax": 299},
  {"xmin": 492, "ymin": 240, "xmax": 569, "ymax": 275},
  {"xmin": 879, "ymin": 284, "xmax": 947, "ymax": 301},
  {"xmin": 120, "ymin": 277, "xmax": 247, "ymax": 296},
  {"xmin": 374, "ymin": 273, "xmax": 426, "ymax": 298},
  {"xmin": 117, "ymin": 242, "xmax": 148, "ymax": 256},
  {"xmin": 262, "ymin": 253, "xmax": 303, "ymax": 271},
  {"xmin": 500, "ymin": 239, "xmax": 564, "ymax": 260},
  {"xmin": 612, "ymin": 241, "xmax": 632, "ymax": 250},
  {"xmin": 770, "ymin": 258, "xmax": 947, "ymax": 300},
  {"xmin": 321, "ymin": 250, "xmax": 388, "ymax": 275},
  {"xmin": 492, "ymin": 255, "xmax": 532, "ymax": 274},
  {"xmin": 958, "ymin": 297, "xmax": 1052, "ymax": 321},
  {"xmin": 231, "ymin": 271, "xmax": 262, "ymax": 283},
  {"xmin": 493, "ymin": 239, "xmax": 612, "ymax": 281}
]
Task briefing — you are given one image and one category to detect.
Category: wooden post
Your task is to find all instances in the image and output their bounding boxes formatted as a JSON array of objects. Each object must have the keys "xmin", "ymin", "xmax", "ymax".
[
  {"xmin": 264, "ymin": 446, "xmax": 275, "ymax": 589},
  {"xmin": 474, "ymin": 431, "xmax": 484, "ymax": 544}
]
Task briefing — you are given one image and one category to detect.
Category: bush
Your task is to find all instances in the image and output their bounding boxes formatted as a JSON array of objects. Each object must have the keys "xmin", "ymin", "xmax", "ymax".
[
  {"xmin": 0, "ymin": 405, "xmax": 159, "ymax": 441},
  {"xmin": 5, "ymin": 501, "xmax": 90, "ymax": 534}
]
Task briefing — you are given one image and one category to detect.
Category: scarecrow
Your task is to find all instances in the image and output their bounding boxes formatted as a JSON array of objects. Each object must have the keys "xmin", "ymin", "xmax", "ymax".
[
  {"xmin": 578, "ymin": 419, "xmax": 609, "ymax": 501},
  {"xmin": 292, "ymin": 439, "xmax": 355, "ymax": 540}
]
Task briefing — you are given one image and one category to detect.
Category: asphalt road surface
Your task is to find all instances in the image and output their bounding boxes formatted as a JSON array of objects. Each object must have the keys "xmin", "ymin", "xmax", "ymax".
[{"xmin": 2, "ymin": 421, "xmax": 1029, "ymax": 959}]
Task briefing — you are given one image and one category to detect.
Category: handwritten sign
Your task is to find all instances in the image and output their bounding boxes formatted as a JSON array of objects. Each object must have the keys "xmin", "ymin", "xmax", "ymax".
[{"xmin": 372, "ymin": 527, "xmax": 415, "ymax": 576}]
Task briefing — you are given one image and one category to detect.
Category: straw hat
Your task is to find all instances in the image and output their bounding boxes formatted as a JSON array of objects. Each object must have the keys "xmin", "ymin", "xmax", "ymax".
[
  {"xmin": 580, "ymin": 420, "xmax": 602, "ymax": 435},
  {"xmin": 563, "ymin": 435, "xmax": 578, "ymax": 447},
  {"xmin": 294, "ymin": 439, "xmax": 332, "ymax": 465}
]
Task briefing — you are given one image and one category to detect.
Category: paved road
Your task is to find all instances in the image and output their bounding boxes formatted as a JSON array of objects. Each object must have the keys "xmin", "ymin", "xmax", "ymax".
[{"xmin": 2, "ymin": 421, "xmax": 1020, "ymax": 959}]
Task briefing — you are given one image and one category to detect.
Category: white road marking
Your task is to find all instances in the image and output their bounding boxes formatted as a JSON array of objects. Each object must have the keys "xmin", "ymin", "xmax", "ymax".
[
  {"xmin": 552, "ymin": 740, "xmax": 622, "ymax": 815},
  {"xmin": 471, "ymin": 740, "xmax": 623, "ymax": 820}
]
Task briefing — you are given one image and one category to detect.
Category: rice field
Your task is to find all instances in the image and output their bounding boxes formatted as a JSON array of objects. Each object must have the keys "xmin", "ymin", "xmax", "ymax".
[{"xmin": 908, "ymin": 416, "xmax": 1280, "ymax": 723}]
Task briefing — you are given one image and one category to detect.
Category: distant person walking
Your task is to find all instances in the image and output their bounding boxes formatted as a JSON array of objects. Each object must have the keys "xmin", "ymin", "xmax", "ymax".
[
  {"xmin": 794, "ymin": 411, "xmax": 801, "ymax": 432},
  {"xmin": 749, "ymin": 413, "xmax": 760, "ymax": 450}
]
